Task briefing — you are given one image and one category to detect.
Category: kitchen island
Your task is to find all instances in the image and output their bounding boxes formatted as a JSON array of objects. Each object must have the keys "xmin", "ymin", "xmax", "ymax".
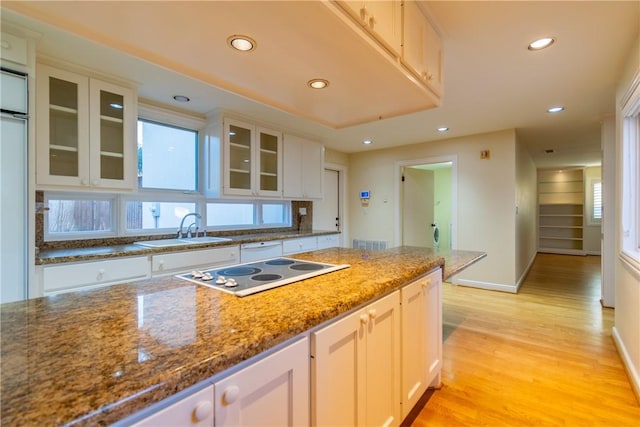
[{"xmin": 1, "ymin": 247, "xmax": 485, "ymax": 426}]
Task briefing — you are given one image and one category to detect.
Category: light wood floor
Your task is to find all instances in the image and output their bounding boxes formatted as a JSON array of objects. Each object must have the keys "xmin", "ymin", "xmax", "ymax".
[{"xmin": 412, "ymin": 253, "xmax": 640, "ymax": 426}]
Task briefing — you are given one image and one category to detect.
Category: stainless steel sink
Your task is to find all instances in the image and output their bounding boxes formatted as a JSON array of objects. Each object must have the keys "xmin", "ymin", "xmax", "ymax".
[{"xmin": 134, "ymin": 236, "xmax": 232, "ymax": 248}]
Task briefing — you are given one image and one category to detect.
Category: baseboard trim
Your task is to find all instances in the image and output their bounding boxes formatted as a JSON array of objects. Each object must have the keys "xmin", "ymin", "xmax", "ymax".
[
  {"xmin": 451, "ymin": 278, "xmax": 518, "ymax": 293},
  {"xmin": 612, "ymin": 326, "xmax": 640, "ymax": 404},
  {"xmin": 514, "ymin": 252, "xmax": 537, "ymax": 292}
]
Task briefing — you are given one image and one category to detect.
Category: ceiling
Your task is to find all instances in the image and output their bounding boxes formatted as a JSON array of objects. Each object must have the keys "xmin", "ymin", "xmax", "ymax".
[{"xmin": 2, "ymin": 1, "xmax": 639, "ymax": 169}]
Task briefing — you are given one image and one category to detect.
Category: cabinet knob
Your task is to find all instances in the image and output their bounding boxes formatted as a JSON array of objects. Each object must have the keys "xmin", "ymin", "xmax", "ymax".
[
  {"xmin": 192, "ymin": 401, "xmax": 213, "ymax": 422},
  {"xmin": 368, "ymin": 15, "xmax": 377, "ymax": 29},
  {"xmin": 222, "ymin": 385, "xmax": 240, "ymax": 405},
  {"xmin": 92, "ymin": 179, "xmax": 100, "ymax": 186},
  {"xmin": 97, "ymin": 269, "xmax": 105, "ymax": 280},
  {"xmin": 359, "ymin": 313, "xmax": 369, "ymax": 325},
  {"xmin": 368, "ymin": 308, "xmax": 377, "ymax": 319},
  {"xmin": 81, "ymin": 178, "xmax": 89, "ymax": 186}
]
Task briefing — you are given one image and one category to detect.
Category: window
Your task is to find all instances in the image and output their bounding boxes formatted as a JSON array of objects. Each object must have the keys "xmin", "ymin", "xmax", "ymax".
[
  {"xmin": 591, "ymin": 179, "xmax": 602, "ymax": 222},
  {"xmin": 207, "ymin": 201, "xmax": 290, "ymax": 229},
  {"xmin": 45, "ymin": 193, "xmax": 115, "ymax": 240},
  {"xmin": 125, "ymin": 200, "xmax": 197, "ymax": 234},
  {"xmin": 137, "ymin": 119, "xmax": 198, "ymax": 191},
  {"xmin": 620, "ymin": 72, "xmax": 640, "ymax": 269}
]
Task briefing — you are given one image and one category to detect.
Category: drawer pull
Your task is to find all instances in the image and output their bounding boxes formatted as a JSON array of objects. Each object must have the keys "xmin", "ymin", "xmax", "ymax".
[{"xmin": 193, "ymin": 401, "xmax": 213, "ymax": 422}]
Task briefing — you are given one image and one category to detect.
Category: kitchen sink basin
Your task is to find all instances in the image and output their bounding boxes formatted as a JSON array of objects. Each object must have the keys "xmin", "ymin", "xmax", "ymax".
[{"xmin": 134, "ymin": 236, "xmax": 232, "ymax": 248}]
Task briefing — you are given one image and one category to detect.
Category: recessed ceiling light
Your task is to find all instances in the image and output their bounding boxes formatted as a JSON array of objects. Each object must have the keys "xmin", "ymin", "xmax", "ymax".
[
  {"xmin": 362, "ymin": 139, "xmax": 373, "ymax": 145},
  {"xmin": 308, "ymin": 79, "xmax": 329, "ymax": 89},
  {"xmin": 437, "ymin": 127, "xmax": 449, "ymax": 132},
  {"xmin": 528, "ymin": 37, "xmax": 555, "ymax": 51},
  {"xmin": 547, "ymin": 106, "xmax": 565, "ymax": 113},
  {"xmin": 228, "ymin": 35, "xmax": 256, "ymax": 52},
  {"xmin": 172, "ymin": 95, "xmax": 190, "ymax": 103}
]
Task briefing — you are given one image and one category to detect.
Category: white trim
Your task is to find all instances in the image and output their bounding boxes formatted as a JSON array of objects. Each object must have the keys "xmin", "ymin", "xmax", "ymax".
[
  {"xmin": 612, "ymin": 326, "xmax": 640, "ymax": 403},
  {"xmin": 449, "ymin": 277, "xmax": 518, "ymax": 294},
  {"xmin": 138, "ymin": 101, "xmax": 206, "ymax": 130},
  {"xmin": 619, "ymin": 253, "xmax": 640, "ymax": 280},
  {"xmin": 323, "ymin": 162, "xmax": 348, "ymax": 247},
  {"xmin": 394, "ymin": 155, "xmax": 458, "ymax": 248},
  {"xmin": 514, "ymin": 252, "xmax": 537, "ymax": 292}
]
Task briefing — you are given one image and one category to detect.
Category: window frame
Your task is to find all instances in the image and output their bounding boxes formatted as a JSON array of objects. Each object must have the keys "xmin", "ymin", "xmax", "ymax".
[
  {"xmin": 588, "ymin": 178, "xmax": 602, "ymax": 225},
  {"xmin": 619, "ymin": 70, "xmax": 640, "ymax": 271},
  {"xmin": 44, "ymin": 192, "xmax": 118, "ymax": 241}
]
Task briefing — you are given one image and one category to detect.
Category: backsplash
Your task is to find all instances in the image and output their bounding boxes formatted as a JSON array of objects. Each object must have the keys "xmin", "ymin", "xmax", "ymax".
[{"xmin": 35, "ymin": 191, "xmax": 313, "ymax": 251}]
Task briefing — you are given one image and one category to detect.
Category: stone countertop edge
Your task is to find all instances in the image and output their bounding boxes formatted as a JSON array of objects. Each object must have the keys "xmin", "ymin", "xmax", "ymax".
[
  {"xmin": 36, "ymin": 230, "xmax": 340, "ymax": 265},
  {"xmin": 1, "ymin": 247, "xmax": 486, "ymax": 426}
]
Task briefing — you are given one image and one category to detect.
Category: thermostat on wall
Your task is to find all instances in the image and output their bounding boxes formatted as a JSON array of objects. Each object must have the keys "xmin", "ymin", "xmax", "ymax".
[{"xmin": 360, "ymin": 190, "xmax": 370, "ymax": 200}]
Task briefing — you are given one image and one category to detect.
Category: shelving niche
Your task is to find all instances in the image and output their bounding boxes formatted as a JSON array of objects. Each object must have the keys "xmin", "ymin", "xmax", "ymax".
[{"xmin": 537, "ymin": 168, "xmax": 585, "ymax": 255}]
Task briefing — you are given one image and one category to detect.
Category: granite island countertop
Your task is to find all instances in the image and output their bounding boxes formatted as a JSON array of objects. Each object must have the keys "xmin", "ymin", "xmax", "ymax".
[{"xmin": 1, "ymin": 247, "xmax": 485, "ymax": 426}]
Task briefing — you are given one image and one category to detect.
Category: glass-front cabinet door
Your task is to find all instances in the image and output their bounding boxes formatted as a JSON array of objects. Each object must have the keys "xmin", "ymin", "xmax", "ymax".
[
  {"xmin": 257, "ymin": 127, "xmax": 282, "ymax": 197},
  {"xmin": 224, "ymin": 118, "xmax": 254, "ymax": 196},
  {"xmin": 36, "ymin": 65, "xmax": 89, "ymax": 187},
  {"xmin": 89, "ymin": 79, "xmax": 136, "ymax": 189},
  {"xmin": 36, "ymin": 64, "xmax": 136, "ymax": 190}
]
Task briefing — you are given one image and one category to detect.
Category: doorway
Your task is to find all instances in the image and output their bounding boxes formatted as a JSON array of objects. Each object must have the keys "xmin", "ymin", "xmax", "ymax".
[
  {"xmin": 395, "ymin": 156, "xmax": 457, "ymax": 249},
  {"xmin": 313, "ymin": 164, "xmax": 346, "ymax": 245}
]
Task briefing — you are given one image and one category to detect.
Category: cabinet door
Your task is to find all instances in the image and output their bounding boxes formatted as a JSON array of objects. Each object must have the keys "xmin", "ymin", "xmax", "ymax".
[
  {"xmin": 223, "ymin": 118, "xmax": 254, "ymax": 196},
  {"xmin": 283, "ymin": 135, "xmax": 304, "ymax": 199},
  {"xmin": 36, "ymin": 64, "xmax": 90, "ymax": 187},
  {"xmin": 151, "ymin": 246, "xmax": 240, "ymax": 276},
  {"xmin": 362, "ymin": 0, "xmax": 402, "ymax": 56},
  {"xmin": 89, "ymin": 78, "xmax": 136, "ymax": 189},
  {"xmin": 316, "ymin": 234, "xmax": 340, "ymax": 250},
  {"xmin": 312, "ymin": 308, "xmax": 365, "ymax": 426},
  {"xmin": 282, "ymin": 237, "xmax": 317, "ymax": 255},
  {"xmin": 364, "ymin": 291, "xmax": 401, "ymax": 427},
  {"xmin": 425, "ymin": 269, "xmax": 443, "ymax": 386},
  {"xmin": 402, "ymin": 1, "xmax": 442, "ymax": 96},
  {"xmin": 132, "ymin": 385, "xmax": 214, "ymax": 427},
  {"xmin": 214, "ymin": 337, "xmax": 309, "ymax": 427},
  {"xmin": 400, "ymin": 276, "xmax": 428, "ymax": 419},
  {"xmin": 337, "ymin": 1, "xmax": 402, "ymax": 56},
  {"xmin": 256, "ymin": 127, "xmax": 282, "ymax": 197}
]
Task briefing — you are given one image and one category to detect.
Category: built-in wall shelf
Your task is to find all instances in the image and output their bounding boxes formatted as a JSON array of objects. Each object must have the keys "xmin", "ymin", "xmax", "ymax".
[{"xmin": 537, "ymin": 169, "xmax": 586, "ymax": 255}]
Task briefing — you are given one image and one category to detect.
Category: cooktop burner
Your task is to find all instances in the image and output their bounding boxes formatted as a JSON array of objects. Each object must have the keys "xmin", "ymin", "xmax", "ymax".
[{"xmin": 177, "ymin": 257, "xmax": 350, "ymax": 297}]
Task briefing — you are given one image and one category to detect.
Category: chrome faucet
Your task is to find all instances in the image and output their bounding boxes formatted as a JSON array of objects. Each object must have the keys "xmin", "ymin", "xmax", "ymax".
[{"xmin": 177, "ymin": 213, "xmax": 201, "ymax": 238}]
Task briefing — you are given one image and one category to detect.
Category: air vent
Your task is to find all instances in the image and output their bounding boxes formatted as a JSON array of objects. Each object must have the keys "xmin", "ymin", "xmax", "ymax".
[{"xmin": 352, "ymin": 239, "xmax": 387, "ymax": 251}]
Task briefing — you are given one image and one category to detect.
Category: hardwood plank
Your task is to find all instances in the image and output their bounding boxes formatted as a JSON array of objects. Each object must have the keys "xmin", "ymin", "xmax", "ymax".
[{"xmin": 412, "ymin": 254, "xmax": 640, "ymax": 426}]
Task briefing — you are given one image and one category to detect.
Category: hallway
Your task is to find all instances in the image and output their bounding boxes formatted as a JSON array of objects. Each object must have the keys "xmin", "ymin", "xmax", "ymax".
[{"xmin": 412, "ymin": 254, "xmax": 640, "ymax": 426}]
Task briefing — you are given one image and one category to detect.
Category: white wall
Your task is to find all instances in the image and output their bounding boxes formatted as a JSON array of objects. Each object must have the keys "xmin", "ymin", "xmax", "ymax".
[
  {"xmin": 348, "ymin": 129, "xmax": 519, "ymax": 291},
  {"xmin": 613, "ymin": 33, "xmax": 640, "ymax": 401},
  {"xmin": 601, "ymin": 116, "xmax": 615, "ymax": 307},
  {"xmin": 515, "ymin": 134, "xmax": 538, "ymax": 287}
]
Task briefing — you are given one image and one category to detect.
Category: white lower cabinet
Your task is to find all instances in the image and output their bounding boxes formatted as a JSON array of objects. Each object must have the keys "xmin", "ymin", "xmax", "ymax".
[
  {"xmin": 40, "ymin": 256, "xmax": 149, "ymax": 295},
  {"xmin": 214, "ymin": 337, "xmax": 309, "ymax": 426},
  {"xmin": 400, "ymin": 268, "xmax": 442, "ymax": 419},
  {"xmin": 282, "ymin": 237, "xmax": 317, "ymax": 255},
  {"xmin": 311, "ymin": 291, "xmax": 401, "ymax": 427},
  {"xmin": 131, "ymin": 386, "xmax": 214, "ymax": 427},
  {"xmin": 151, "ymin": 246, "xmax": 239, "ymax": 276},
  {"xmin": 316, "ymin": 234, "xmax": 340, "ymax": 250}
]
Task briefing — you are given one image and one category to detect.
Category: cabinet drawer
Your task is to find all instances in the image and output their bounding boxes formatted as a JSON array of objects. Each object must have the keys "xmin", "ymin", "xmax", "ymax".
[
  {"xmin": 1, "ymin": 32, "xmax": 28, "ymax": 65},
  {"xmin": 131, "ymin": 385, "xmax": 214, "ymax": 427},
  {"xmin": 43, "ymin": 256, "xmax": 149, "ymax": 293},
  {"xmin": 282, "ymin": 237, "xmax": 317, "ymax": 255},
  {"xmin": 152, "ymin": 246, "xmax": 239, "ymax": 275},
  {"xmin": 317, "ymin": 234, "xmax": 340, "ymax": 250}
]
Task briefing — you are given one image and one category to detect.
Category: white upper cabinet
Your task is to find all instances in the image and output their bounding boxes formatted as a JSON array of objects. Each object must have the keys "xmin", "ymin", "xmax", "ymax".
[
  {"xmin": 1, "ymin": 31, "xmax": 28, "ymax": 66},
  {"xmin": 338, "ymin": 0, "xmax": 403, "ymax": 56},
  {"xmin": 401, "ymin": 1, "xmax": 443, "ymax": 97},
  {"xmin": 206, "ymin": 116, "xmax": 282, "ymax": 198},
  {"xmin": 36, "ymin": 63, "xmax": 137, "ymax": 190},
  {"xmin": 283, "ymin": 134, "xmax": 324, "ymax": 200}
]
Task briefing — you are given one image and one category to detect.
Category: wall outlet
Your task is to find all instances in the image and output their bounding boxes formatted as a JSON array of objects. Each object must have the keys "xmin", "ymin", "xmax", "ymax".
[{"xmin": 299, "ymin": 207, "xmax": 307, "ymax": 215}]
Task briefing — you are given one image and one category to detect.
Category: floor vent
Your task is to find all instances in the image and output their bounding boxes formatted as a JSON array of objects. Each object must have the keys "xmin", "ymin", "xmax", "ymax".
[{"xmin": 352, "ymin": 239, "xmax": 387, "ymax": 251}]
